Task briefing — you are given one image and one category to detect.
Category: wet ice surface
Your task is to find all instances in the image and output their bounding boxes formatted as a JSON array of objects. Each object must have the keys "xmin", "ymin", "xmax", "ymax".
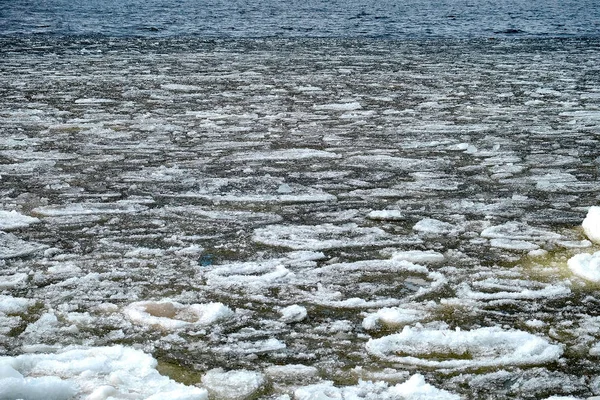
[{"xmin": 1, "ymin": 37, "xmax": 600, "ymax": 399}]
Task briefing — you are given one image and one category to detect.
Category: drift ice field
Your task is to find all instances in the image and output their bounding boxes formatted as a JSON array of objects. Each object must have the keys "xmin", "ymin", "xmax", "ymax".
[{"xmin": 1, "ymin": 37, "xmax": 600, "ymax": 399}]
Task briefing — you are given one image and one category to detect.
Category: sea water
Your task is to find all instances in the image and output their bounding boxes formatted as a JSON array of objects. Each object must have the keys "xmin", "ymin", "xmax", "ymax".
[{"xmin": 1, "ymin": 2, "xmax": 600, "ymax": 400}]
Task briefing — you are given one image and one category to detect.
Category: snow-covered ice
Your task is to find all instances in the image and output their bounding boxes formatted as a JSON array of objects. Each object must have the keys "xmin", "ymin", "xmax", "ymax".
[
  {"xmin": 0, "ymin": 346, "xmax": 208, "ymax": 400},
  {"xmin": 568, "ymin": 252, "xmax": 600, "ymax": 283},
  {"xmin": 367, "ymin": 326, "xmax": 563, "ymax": 369},
  {"xmin": 201, "ymin": 369, "xmax": 265, "ymax": 400},
  {"xmin": 583, "ymin": 206, "xmax": 600, "ymax": 244},
  {"xmin": 124, "ymin": 300, "xmax": 234, "ymax": 330}
]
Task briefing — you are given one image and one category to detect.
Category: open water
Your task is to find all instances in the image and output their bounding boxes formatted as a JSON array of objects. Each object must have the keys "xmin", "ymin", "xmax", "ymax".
[{"xmin": 1, "ymin": 0, "xmax": 599, "ymax": 39}]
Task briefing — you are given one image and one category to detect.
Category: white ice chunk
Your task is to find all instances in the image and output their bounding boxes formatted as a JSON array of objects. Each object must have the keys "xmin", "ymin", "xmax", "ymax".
[
  {"xmin": 391, "ymin": 250, "xmax": 445, "ymax": 264},
  {"xmin": 265, "ymin": 365, "xmax": 318, "ymax": 382},
  {"xmin": 0, "ymin": 375, "xmax": 76, "ymax": 400},
  {"xmin": 366, "ymin": 326, "xmax": 563, "ymax": 369},
  {"xmin": 413, "ymin": 218, "xmax": 458, "ymax": 236},
  {"xmin": 583, "ymin": 206, "xmax": 600, "ymax": 244},
  {"xmin": 294, "ymin": 375, "xmax": 459, "ymax": 400},
  {"xmin": 568, "ymin": 251, "xmax": 600, "ymax": 282},
  {"xmin": 0, "ymin": 295, "xmax": 32, "ymax": 314},
  {"xmin": 280, "ymin": 305, "xmax": 307, "ymax": 323},
  {"xmin": 215, "ymin": 338, "xmax": 286, "ymax": 355},
  {"xmin": 0, "ymin": 346, "xmax": 207, "ymax": 400},
  {"xmin": 313, "ymin": 102, "xmax": 362, "ymax": 111},
  {"xmin": 227, "ymin": 148, "xmax": 339, "ymax": 162},
  {"xmin": 481, "ymin": 222, "xmax": 562, "ymax": 241},
  {"xmin": 367, "ymin": 210, "xmax": 405, "ymax": 221},
  {"xmin": 33, "ymin": 201, "xmax": 147, "ymax": 216},
  {"xmin": 389, "ymin": 374, "xmax": 461, "ymax": 400},
  {"xmin": 253, "ymin": 223, "xmax": 402, "ymax": 250},
  {"xmin": 0, "ymin": 210, "xmax": 40, "ymax": 230},
  {"xmin": 124, "ymin": 300, "xmax": 234, "ymax": 330},
  {"xmin": 201, "ymin": 369, "xmax": 265, "ymax": 400},
  {"xmin": 456, "ymin": 281, "xmax": 570, "ymax": 300},
  {"xmin": 362, "ymin": 307, "xmax": 425, "ymax": 330},
  {"xmin": 0, "ymin": 273, "xmax": 28, "ymax": 289},
  {"xmin": 489, "ymin": 238, "xmax": 539, "ymax": 251},
  {"xmin": 161, "ymin": 84, "xmax": 202, "ymax": 92},
  {"xmin": 0, "ymin": 232, "xmax": 47, "ymax": 259}
]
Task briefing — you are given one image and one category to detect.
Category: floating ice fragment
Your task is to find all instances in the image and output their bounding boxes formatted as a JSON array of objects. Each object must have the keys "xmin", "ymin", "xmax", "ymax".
[
  {"xmin": 0, "ymin": 346, "xmax": 207, "ymax": 400},
  {"xmin": 253, "ymin": 223, "xmax": 403, "ymax": 250},
  {"xmin": 367, "ymin": 210, "xmax": 405, "ymax": 221},
  {"xmin": 0, "ymin": 210, "xmax": 40, "ymax": 230},
  {"xmin": 280, "ymin": 305, "xmax": 307, "ymax": 323},
  {"xmin": 201, "ymin": 369, "xmax": 265, "ymax": 400},
  {"xmin": 313, "ymin": 102, "xmax": 362, "ymax": 111},
  {"xmin": 413, "ymin": 218, "xmax": 458, "ymax": 236},
  {"xmin": 0, "ymin": 232, "xmax": 47, "ymax": 259},
  {"xmin": 33, "ymin": 201, "xmax": 148, "ymax": 216},
  {"xmin": 489, "ymin": 238, "xmax": 539, "ymax": 251},
  {"xmin": 227, "ymin": 148, "xmax": 339, "ymax": 162},
  {"xmin": 265, "ymin": 365, "xmax": 318, "ymax": 382},
  {"xmin": 366, "ymin": 326, "xmax": 563, "ymax": 369},
  {"xmin": 583, "ymin": 207, "xmax": 600, "ymax": 244},
  {"xmin": 161, "ymin": 83, "xmax": 202, "ymax": 91},
  {"xmin": 277, "ymin": 183, "xmax": 293, "ymax": 194},
  {"xmin": 216, "ymin": 338, "xmax": 286, "ymax": 355},
  {"xmin": 0, "ymin": 273, "xmax": 28, "ymax": 289},
  {"xmin": 567, "ymin": 251, "xmax": 600, "ymax": 282},
  {"xmin": 0, "ymin": 374, "xmax": 76, "ymax": 400},
  {"xmin": 362, "ymin": 307, "xmax": 425, "ymax": 330},
  {"xmin": 481, "ymin": 222, "xmax": 562, "ymax": 241},
  {"xmin": 391, "ymin": 250, "xmax": 445, "ymax": 264},
  {"xmin": 293, "ymin": 375, "xmax": 460, "ymax": 400},
  {"xmin": 389, "ymin": 374, "xmax": 461, "ymax": 400},
  {"xmin": 74, "ymin": 98, "xmax": 115, "ymax": 104},
  {"xmin": 456, "ymin": 281, "xmax": 570, "ymax": 300},
  {"xmin": 124, "ymin": 300, "xmax": 234, "ymax": 330},
  {"xmin": 0, "ymin": 295, "xmax": 32, "ymax": 315}
]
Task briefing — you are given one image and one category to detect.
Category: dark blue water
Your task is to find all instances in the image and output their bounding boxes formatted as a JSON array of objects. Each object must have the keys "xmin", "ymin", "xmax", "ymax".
[{"xmin": 1, "ymin": 0, "xmax": 599, "ymax": 39}]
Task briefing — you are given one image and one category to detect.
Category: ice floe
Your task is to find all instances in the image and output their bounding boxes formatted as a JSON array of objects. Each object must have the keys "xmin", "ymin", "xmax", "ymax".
[
  {"xmin": 32, "ymin": 201, "xmax": 148, "ymax": 216},
  {"xmin": 0, "ymin": 210, "xmax": 40, "ymax": 230},
  {"xmin": 0, "ymin": 232, "xmax": 47, "ymax": 259},
  {"xmin": 583, "ymin": 206, "xmax": 600, "ymax": 244},
  {"xmin": 0, "ymin": 346, "xmax": 207, "ymax": 400},
  {"xmin": 294, "ymin": 374, "xmax": 460, "ymax": 400},
  {"xmin": 362, "ymin": 306, "xmax": 426, "ymax": 330},
  {"xmin": 413, "ymin": 218, "xmax": 460, "ymax": 236},
  {"xmin": 391, "ymin": 250, "xmax": 445, "ymax": 264},
  {"xmin": 124, "ymin": 300, "xmax": 234, "ymax": 330},
  {"xmin": 481, "ymin": 222, "xmax": 562, "ymax": 242},
  {"xmin": 366, "ymin": 326, "xmax": 563, "ymax": 369},
  {"xmin": 201, "ymin": 369, "xmax": 265, "ymax": 400},
  {"xmin": 367, "ymin": 209, "xmax": 405, "ymax": 221},
  {"xmin": 253, "ymin": 223, "xmax": 408, "ymax": 250},
  {"xmin": 568, "ymin": 252, "xmax": 600, "ymax": 283},
  {"xmin": 279, "ymin": 304, "xmax": 308, "ymax": 323}
]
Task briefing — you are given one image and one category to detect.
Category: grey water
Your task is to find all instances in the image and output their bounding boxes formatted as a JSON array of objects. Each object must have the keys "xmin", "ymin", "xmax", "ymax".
[{"xmin": 1, "ymin": 0, "xmax": 599, "ymax": 39}]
